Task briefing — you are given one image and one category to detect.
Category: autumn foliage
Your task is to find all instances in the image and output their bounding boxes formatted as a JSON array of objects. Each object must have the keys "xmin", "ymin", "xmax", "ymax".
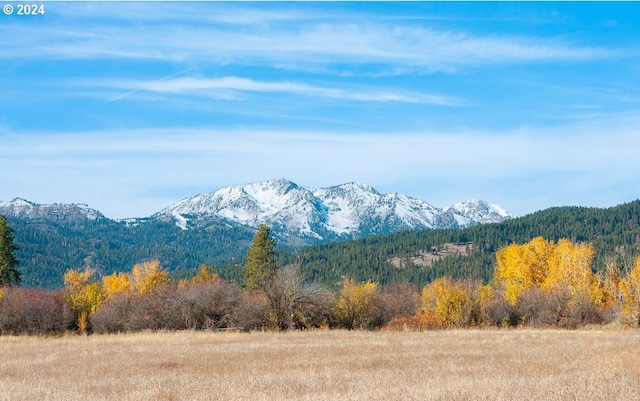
[
  {"xmin": 7, "ymin": 233, "xmax": 640, "ymax": 335},
  {"xmin": 132, "ymin": 259, "xmax": 170, "ymax": 294},
  {"xmin": 333, "ymin": 278, "xmax": 379, "ymax": 329},
  {"xmin": 494, "ymin": 237, "xmax": 603, "ymax": 308},
  {"xmin": 386, "ymin": 237, "xmax": 640, "ymax": 330},
  {"xmin": 63, "ymin": 268, "xmax": 106, "ymax": 333}
]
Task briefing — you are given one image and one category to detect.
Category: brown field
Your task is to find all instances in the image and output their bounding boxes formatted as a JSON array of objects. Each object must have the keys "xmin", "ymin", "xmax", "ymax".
[{"xmin": 1, "ymin": 329, "xmax": 639, "ymax": 401}]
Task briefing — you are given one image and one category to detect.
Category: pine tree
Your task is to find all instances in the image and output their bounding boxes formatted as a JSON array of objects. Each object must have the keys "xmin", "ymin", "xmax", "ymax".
[
  {"xmin": 243, "ymin": 225, "xmax": 278, "ymax": 292},
  {"xmin": 0, "ymin": 215, "xmax": 20, "ymax": 286}
]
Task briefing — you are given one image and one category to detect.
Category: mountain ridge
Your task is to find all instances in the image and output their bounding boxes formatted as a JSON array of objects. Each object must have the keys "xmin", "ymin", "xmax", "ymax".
[
  {"xmin": 2, "ymin": 178, "xmax": 513, "ymax": 243},
  {"xmin": 0, "ymin": 178, "xmax": 514, "ymax": 288},
  {"xmin": 154, "ymin": 178, "xmax": 513, "ymax": 241},
  {"xmin": 0, "ymin": 198, "xmax": 104, "ymax": 222},
  {"xmin": 0, "ymin": 178, "xmax": 515, "ymax": 234}
]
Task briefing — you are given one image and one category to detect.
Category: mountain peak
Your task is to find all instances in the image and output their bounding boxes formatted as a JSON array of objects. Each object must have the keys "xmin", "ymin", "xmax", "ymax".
[
  {"xmin": 1, "ymin": 197, "xmax": 35, "ymax": 207},
  {"xmin": 244, "ymin": 178, "xmax": 300, "ymax": 197},
  {"xmin": 444, "ymin": 198, "xmax": 514, "ymax": 226},
  {"xmin": 267, "ymin": 177, "xmax": 298, "ymax": 190},
  {"xmin": 157, "ymin": 179, "xmax": 512, "ymax": 241},
  {"xmin": 319, "ymin": 182, "xmax": 379, "ymax": 194},
  {"xmin": 0, "ymin": 198, "xmax": 102, "ymax": 221},
  {"xmin": 3, "ymin": 179, "xmax": 513, "ymax": 244}
]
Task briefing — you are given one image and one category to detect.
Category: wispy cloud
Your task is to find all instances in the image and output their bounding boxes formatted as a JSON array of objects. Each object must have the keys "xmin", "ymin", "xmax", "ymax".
[
  {"xmin": 1, "ymin": 3, "xmax": 628, "ymax": 74},
  {"xmin": 2, "ymin": 3, "xmax": 639, "ymax": 219},
  {"xmin": 89, "ymin": 76, "xmax": 461, "ymax": 106},
  {"xmin": 2, "ymin": 115, "xmax": 639, "ymax": 218}
]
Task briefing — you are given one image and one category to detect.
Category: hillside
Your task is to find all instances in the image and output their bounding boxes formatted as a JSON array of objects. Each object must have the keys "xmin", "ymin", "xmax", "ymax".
[
  {"xmin": 3, "ymin": 195, "xmax": 639, "ymax": 290},
  {"xmin": 5, "ymin": 216, "xmax": 255, "ymax": 288},
  {"xmin": 285, "ymin": 200, "xmax": 640, "ymax": 289}
]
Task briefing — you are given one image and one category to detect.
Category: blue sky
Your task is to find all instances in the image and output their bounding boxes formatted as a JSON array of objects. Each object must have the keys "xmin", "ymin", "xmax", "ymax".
[{"xmin": 1, "ymin": 2, "xmax": 639, "ymax": 219}]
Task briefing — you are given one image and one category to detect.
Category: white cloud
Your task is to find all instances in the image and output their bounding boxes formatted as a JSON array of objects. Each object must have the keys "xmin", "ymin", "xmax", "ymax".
[
  {"xmin": 2, "ymin": 116, "xmax": 639, "ymax": 218},
  {"xmin": 89, "ymin": 76, "xmax": 461, "ymax": 106},
  {"xmin": 1, "ymin": 4, "xmax": 628, "ymax": 74}
]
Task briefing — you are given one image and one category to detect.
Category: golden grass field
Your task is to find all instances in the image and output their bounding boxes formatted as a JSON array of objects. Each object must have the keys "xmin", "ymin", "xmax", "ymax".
[{"xmin": 1, "ymin": 329, "xmax": 639, "ymax": 401}]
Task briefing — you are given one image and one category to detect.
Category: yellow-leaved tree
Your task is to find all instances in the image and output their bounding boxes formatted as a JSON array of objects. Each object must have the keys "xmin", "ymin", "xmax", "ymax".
[
  {"xmin": 618, "ymin": 257, "xmax": 640, "ymax": 325},
  {"xmin": 543, "ymin": 239, "xmax": 604, "ymax": 306},
  {"xmin": 192, "ymin": 264, "xmax": 219, "ymax": 284},
  {"xmin": 333, "ymin": 278, "xmax": 378, "ymax": 330},
  {"xmin": 102, "ymin": 271, "xmax": 132, "ymax": 297},
  {"xmin": 132, "ymin": 259, "xmax": 170, "ymax": 294},
  {"xmin": 63, "ymin": 268, "xmax": 106, "ymax": 333},
  {"xmin": 495, "ymin": 238, "xmax": 601, "ymax": 304},
  {"xmin": 494, "ymin": 237, "xmax": 554, "ymax": 306},
  {"xmin": 421, "ymin": 277, "xmax": 476, "ymax": 327}
]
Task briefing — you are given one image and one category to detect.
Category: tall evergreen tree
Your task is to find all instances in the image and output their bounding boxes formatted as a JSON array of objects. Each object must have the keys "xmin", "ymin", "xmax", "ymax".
[
  {"xmin": 0, "ymin": 215, "xmax": 21, "ymax": 286},
  {"xmin": 243, "ymin": 224, "xmax": 278, "ymax": 292}
]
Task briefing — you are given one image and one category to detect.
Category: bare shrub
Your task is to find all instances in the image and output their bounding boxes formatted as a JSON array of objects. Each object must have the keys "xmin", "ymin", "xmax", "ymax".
[
  {"xmin": 483, "ymin": 292, "xmax": 519, "ymax": 327},
  {"xmin": 235, "ymin": 292, "xmax": 269, "ymax": 331},
  {"xmin": 174, "ymin": 280, "xmax": 246, "ymax": 330},
  {"xmin": 90, "ymin": 291, "xmax": 135, "ymax": 333},
  {"xmin": 91, "ymin": 280, "xmax": 252, "ymax": 333},
  {"xmin": 372, "ymin": 281, "xmax": 419, "ymax": 328},
  {"xmin": 562, "ymin": 291, "xmax": 607, "ymax": 327},
  {"xmin": 0, "ymin": 287, "xmax": 75, "ymax": 335},
  {"xmin": 262, "ymin": 264, "xmax": 333, "ymax": 330},
  {"xmin": 517, "ymin": 286, "xmax": 605, "ymax": 328},
  {"xmin": 518, "ymin": 286, "xmax": 568, "ymax": 327}
]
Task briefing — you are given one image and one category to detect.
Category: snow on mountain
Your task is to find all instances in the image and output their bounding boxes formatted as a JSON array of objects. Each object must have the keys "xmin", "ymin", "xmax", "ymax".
[
  {"xmin": 157, "ymin": 179, "xmax": 326, "ymax": 237},
  {"xmin": 1, "ymin": 180, "xmax": 513, "ymax": 243},
  {"xmin": 156, "ymin": 179, "xmax": 513, "ymax": 241},
  {"xmin": 0, "ymin": 198, "xmax": 102, "ymax": 221},
  {"xmin": 313, "ymin": 183, "xmax": 441, "ymax": 235},
  {"xmin": 444, "ymin": 199, "xmax": 514, "ymax": 226}
]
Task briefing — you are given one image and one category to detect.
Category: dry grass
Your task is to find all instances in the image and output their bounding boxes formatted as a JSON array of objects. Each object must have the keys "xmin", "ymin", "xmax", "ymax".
[
  {"xmin": 389, "ymin": 242, "xmax": 472, "ymax": 269},
  {"xmin": 1, "ymin": 329, "xmax": 639, "ymax": 400}
]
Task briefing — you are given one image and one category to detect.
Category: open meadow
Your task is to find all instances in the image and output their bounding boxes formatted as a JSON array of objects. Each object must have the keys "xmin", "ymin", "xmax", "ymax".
[{"xmin": 1, "ymin": 329, "xmax": 639, "ymax": 401}]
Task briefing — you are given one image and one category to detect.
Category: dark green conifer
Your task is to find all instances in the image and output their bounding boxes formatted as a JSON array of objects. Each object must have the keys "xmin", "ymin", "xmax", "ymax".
[
  {"xmin": 0, "ymin": 215, "xmax": 21, "ymax": 286},
  {"xmin": 243, "ymin": 224, "xmax": 278, "ymax": 292}
]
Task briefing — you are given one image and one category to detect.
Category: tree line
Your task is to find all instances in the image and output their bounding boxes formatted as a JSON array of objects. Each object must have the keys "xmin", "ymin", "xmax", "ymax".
[
  {"xmin": 7, "ymin": 200, "xmax": 640, "ymax": 290},
  {"xmin": 2, "ymin": 219, "xmax": 640, "ymax": 335},
  {"xmin": 289, "ymin": 200, "xmax": 640, "ymax": 288}
]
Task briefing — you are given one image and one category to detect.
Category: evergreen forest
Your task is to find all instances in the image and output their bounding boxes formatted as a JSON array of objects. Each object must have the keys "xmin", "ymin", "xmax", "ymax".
[{"xmin": 4, "ymin": 200, "xmax": 640, "ymax": 290}]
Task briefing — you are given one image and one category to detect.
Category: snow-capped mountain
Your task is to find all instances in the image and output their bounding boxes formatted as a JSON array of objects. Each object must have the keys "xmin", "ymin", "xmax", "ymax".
[
  {"xmin": 0, "ymin": 198, "xmax": 103, "ymax": 222},
  {"xmin": 312, "ymin": 182, "xmax": 444, "ymax": 235},
  {"xmin": 1, "ymin": 179, "xmax": 513, "ymax": 245},
  {"xmin": 158, "ymin": 179, "xmax": 326, "ymax": 236},
  {"xmin": 444, "ymin": 199, "xmax": 513, "ymax": 227},
  {"xmin": 156, "ymin": 178, "xmax": 513, "ymax": 241}
]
